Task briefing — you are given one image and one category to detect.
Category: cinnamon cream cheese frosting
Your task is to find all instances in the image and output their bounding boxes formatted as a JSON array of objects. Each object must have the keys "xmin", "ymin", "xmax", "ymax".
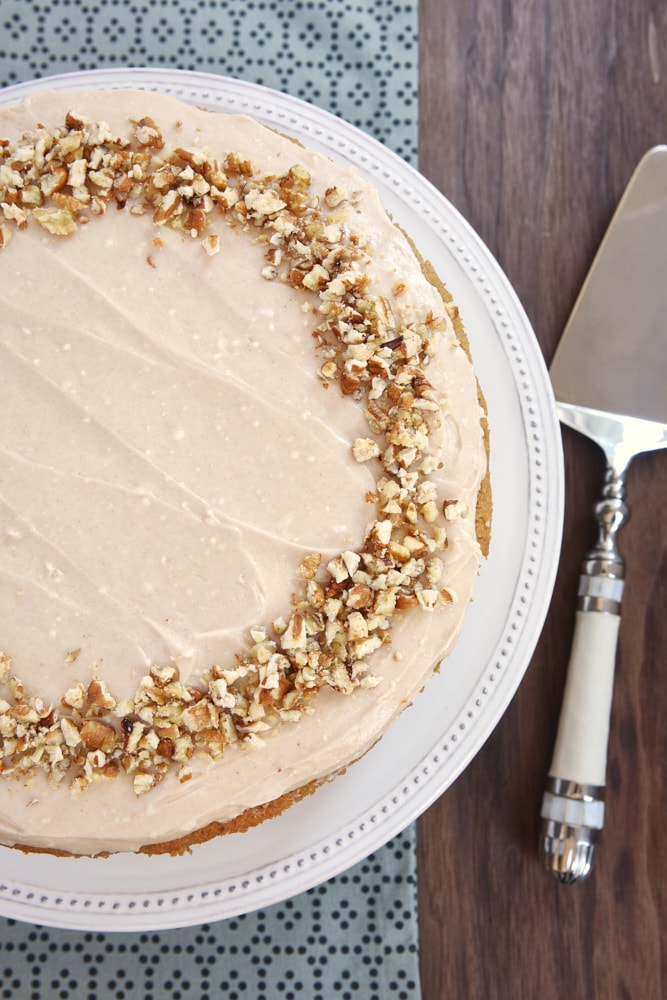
[{"xmin": 0, "ymin": 88, "xmax": 489, "ymax": 855}]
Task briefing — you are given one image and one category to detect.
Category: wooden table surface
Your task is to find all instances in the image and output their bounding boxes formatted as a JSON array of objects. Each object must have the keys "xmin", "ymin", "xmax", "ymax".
[{"xmin": 416, "ymin": 2, "xmax": 667, "ymax": 997}]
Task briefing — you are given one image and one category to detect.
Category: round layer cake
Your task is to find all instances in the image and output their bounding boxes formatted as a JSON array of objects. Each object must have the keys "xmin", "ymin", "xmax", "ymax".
[{"xmin": 0, "ymin": 88, "xmax": 489, "ymax": 855}]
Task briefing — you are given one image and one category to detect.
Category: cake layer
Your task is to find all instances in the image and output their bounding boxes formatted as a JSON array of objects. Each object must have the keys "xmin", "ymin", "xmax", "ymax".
[{"xmin": 0, "ymin": 89, "xmax": 487, "ymax": 854}]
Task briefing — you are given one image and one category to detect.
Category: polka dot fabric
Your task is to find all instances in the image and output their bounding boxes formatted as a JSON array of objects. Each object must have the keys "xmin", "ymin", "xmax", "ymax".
[
  {"xmin": 0, "ymin": 1, "xmax": 421, "ymax": 996},
  {"xmin": 0, "ymin": 833, "xmax": 420, "ymax": 999},
  {"xmin": 0, "ymin": 0, "xmax": 418, "ymax": 163}
]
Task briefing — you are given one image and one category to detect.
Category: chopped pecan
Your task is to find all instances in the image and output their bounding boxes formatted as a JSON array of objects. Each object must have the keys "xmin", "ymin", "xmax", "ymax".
[{"xmin": 80, "ymin": 720, "xmax": 117, "ymax": 753}]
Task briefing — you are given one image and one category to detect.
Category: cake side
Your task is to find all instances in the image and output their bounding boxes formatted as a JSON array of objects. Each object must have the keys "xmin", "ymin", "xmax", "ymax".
[{"xmin": 0, "ymin": 89, "xmax": 488, "ymax": 854}]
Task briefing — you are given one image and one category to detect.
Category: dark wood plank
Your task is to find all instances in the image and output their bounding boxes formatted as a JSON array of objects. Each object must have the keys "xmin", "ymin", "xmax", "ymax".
[{"xmin": 417, "ymin": 1, "xmax": 667, "ymax": 997}]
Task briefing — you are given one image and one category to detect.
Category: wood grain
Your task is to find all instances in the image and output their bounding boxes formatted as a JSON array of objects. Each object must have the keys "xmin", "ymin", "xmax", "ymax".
[{"xmin": 417, "ymin": 2, "xmax": 667, "ymax": 997}]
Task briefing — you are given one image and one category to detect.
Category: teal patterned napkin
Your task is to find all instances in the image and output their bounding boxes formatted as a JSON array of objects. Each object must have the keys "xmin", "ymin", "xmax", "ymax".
[
  {"xmin": 0, "ymin": 829, "xmax": 419, "ymax": 998},
  {"xmin": 0, "ymin": 0, "xmax": 417, "ymax": 164},
  {"xmin": 0, "ymin": 2, "xmax": 421, "ymax": 996}
]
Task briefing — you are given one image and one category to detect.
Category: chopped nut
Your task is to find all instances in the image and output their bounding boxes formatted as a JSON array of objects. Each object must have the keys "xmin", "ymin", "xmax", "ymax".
[
  {"xmin": 133, "ymin": 771, "xmax": 156, "ymax": 796},
  {"xmin": 150, "ymin": 664, "xmax": 179, "ymax": 687},
  {"xmin": 396, "ymin": 593, "xmax": 420, "ymax": 609},
  {"xmin": 306, "ymin": 579, "xmax": 325, "ymax": 609},
  {"xmin": 302, "ymin": 263, "xmax": 329, "ymax": 291},
  {"xmin": 244, "ymin": 187, "xmax": 286, "ymax": 217},
  {"xmin": 202, "ymin": 233, "xmax": 220, "ymax": 256},
  {"xmin": 318, "ymin": 360, "xmax": 337, "ymax": 381},
  {"xmin": 67, "ymin": 158, "xmax": 88, "ymax": 188},
  {"xmin": 346, "ymin": 611, "xmax": 369, "ymax": 641},
  {"xmin": 8, "ymin": 676, "xmax": 24, "ymax": 702},
  {"xmin": 327, "ymin": 555, "xmax": 349, "ymax": 584},
  {"xmin": 32, "ymin": 206, "xmax": 77, "ymax": 236},
  {"xmin": 60, "ymin": 717, "xmax": 82, "ymax": 748},
  {"xmin": 181, "ymin": 698, "xmax": 217, "ymax": 734},
  {"xmin": 340, "ymin": 371, "xmax": 361, "ymax": 396},
  {"xmin": 388, "ymin": 539, "xmax": 411, "ymax": 563},
  {"xmin": 416, "ymin": 588, "xmax": 439, "ymax": 610},
  {"xmin": 352, "ymin": 437, "xmax": 380, "ymax": 463},
  {"xmin": 421, "ymin": 500, "xmax": 440, "ymax": 523},
  {"xmin": 153, "ymin": 189, "xmax": 182, "ymax": 225},
  {"xmin": 364, "ymin": 519, "xmax": 392, "ymax": 552},
  {"xmin": 346, "ymin": 583, "xmax": 373, "ymax": 609},
  {"xmin": 183, "ymin": 206, "xmax": 206, "ymax": 237},
  {"xmin": 156, "ymin": 737, "xmax": 175, "ymax": 758},
  {"xmin": 87, "ymin": 679, "xmax": 116, "ymax": 712},
  {"xmin": 280, "ymin": 612, "xmax": 308, "ymax": 651},
  {"xmin": 443, "ymin": 499, "xmax": 467, "ymax": 520},
  {"xmin": 297, "ymin": 552, "xmax": 322, "ymax": 580},
  {"xmin": 342, "ymin": 550, "xmax": 361, "ymax": 576},
  {"xmin": 0, "ymin": 654, "xmax": 11, "ymax": 683},
  {"xmin": 80, "ymin": 720, "xmax": 117, "ymax": 753},
  {"xmin": 324, "ymin": 186, "xmax": 347, "ymax": 208},
  {"xmin": 133, "ymin": 116, "xmax": 164, "ymax": 148},
  {"xmin": 62, "ymin": 683, "xmax": 86, "ymax": 710}
]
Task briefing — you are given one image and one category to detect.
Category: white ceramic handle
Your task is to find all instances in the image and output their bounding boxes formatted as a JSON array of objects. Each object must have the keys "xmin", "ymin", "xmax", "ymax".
[
  {"xmin": 548, "ymin": 608, "xmax": 620, "ymax": 786},
  {"xmin": 540, "ymin": 470, "xmax": 628, "ymax": 881},
  {"xmin": 539, "ymin": 606, "xmax": 621, "ymax": 881}
]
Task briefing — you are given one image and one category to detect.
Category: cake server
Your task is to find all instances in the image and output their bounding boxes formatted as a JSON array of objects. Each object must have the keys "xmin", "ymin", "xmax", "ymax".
[{"xmin": 539, "ymin": 146, "xmax": 667, "ymax": 883}]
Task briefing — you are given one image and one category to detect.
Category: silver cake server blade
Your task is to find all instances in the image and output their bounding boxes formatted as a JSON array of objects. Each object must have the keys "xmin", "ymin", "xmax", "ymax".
[{"xmin": 539, "ymin": 146, "xmax": 667, "ymax": 883}]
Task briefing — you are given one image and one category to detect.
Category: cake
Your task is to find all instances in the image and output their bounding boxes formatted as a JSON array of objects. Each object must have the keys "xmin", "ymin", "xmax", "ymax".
[{"xmin": 0, "ymin": 88, "xmax": 490, "ymax": 855}]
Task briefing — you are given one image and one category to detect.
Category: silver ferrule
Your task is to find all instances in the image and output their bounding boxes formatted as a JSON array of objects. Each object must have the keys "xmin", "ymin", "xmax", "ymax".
[
  {"xmin": 577, "ymin": 558, "xmax": 625, "ymax": 614},
  {"xmin": 544, "ymin": 777, "xmax": 605, "ymax": 801},
  {"xmin": 539, "ymin": 778, "xmax": 605, "ymax": 883}
]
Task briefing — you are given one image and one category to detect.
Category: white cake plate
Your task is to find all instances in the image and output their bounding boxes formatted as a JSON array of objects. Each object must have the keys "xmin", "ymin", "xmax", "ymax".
[{"xmin": 0, "ymin": 68, "xmax": 563, "ymax": 930}]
